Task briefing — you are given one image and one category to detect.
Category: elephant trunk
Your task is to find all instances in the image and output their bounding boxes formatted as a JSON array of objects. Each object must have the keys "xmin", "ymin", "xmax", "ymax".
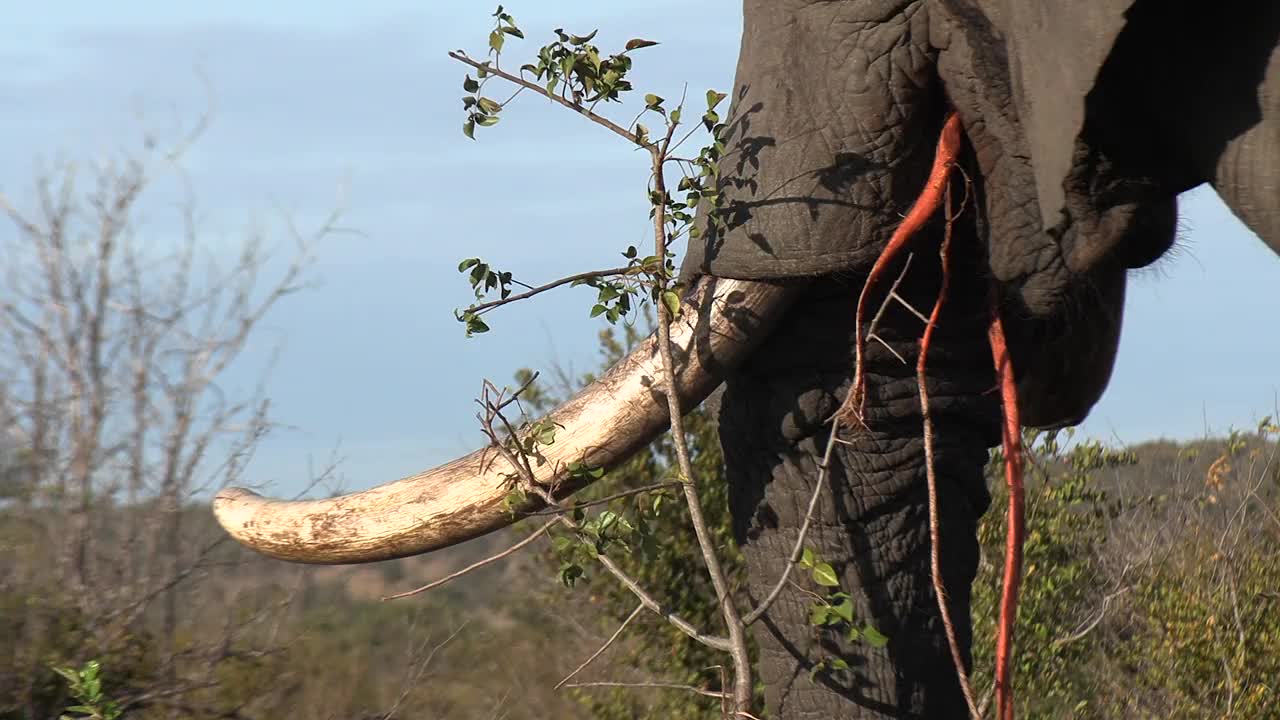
[
  {"xmin": 720, "ymin": 256, "xmax": 1000, "ymax": 716},
  {"xmin": 213, "ymin": 275, "xmax": 798, "ymax": 564}
]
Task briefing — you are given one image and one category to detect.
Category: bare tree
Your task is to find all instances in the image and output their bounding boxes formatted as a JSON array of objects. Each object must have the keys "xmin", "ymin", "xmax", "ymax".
[{"xmin": 0, "ymin": 118, "xmax": 336, "ymax": 718}]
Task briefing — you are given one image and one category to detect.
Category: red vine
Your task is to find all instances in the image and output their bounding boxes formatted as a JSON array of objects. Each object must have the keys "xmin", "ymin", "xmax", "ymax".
[
  {"xmin": 836, "ymin": 113, "xmax": 964, "ymax": 428},
  {"xmin": 988, "ymin": 295, "xmax": 1025, "ymax": 720},
  {"xmin": 838, "ymin": 111, "xmax": 1028, "ymax": 719}
]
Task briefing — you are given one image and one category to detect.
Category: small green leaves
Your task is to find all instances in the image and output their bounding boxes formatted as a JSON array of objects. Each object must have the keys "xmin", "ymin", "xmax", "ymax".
[
  {"xmin": 799, "ymin": 547, "xmax": 888, "ymax": 655},
  {"xmin": 453, "ymin": 258, "xmax": 519, "ymax": 335},
  {"xmin": 454, "ymin": 309, "xmax": 490, "ymax": 337},
  {"xmin": 809, "ymin": 657, "xmax": 851, "ymax": 681},
  {"xmin": 706, "ymin": 89, "xmax": 727, "ymax": 110},
  {"xmin": 461, "ymin": 77, "xmax": 502, "ymax": 137},
  {"xmin": 528, "ymin": 417, "xmax": 558, "ymax": 446},
  {"xmin": 625, "ymin": 38, "xmax": 659, "ymax": 51},
  {"xmin": 54, "ymin": 660, "xmax": 122, "ymax": 720},
  {"xmin": 567, "ymin": 461, "xmax": 606, "ymax": 481},
  {"xmin": 457, "ymin": 258, "xmax": 514, "ymax": 300},
  {"xmin": 644, "ymin": 93, "xmax": 664, "ymax": 109},
  {"xmin": 502, "ymin": 486, "xmax": 528, "ymax": 514},
  {"xmin": 488, "ymin": 6, "xmax": 523, "ymax": 52}
]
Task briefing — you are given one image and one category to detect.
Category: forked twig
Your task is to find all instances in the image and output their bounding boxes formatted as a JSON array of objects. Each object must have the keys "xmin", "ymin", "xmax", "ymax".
[
  {"xmin": 743, "ymin": 255, "xmax": 916, "ymax": 627},
  {"xmin": 477, "ymin": 393, "xmax": 732, "ymax": 653},
  {"xmin": 555, "ymin": 603, "xmax": 645, "ymax": 689}
]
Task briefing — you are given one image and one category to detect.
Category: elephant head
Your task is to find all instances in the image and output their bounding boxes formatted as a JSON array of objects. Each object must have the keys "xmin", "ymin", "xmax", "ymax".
[{"xmin": 215, "ymin": 2, "xmax": 1280, "ymax": 717}]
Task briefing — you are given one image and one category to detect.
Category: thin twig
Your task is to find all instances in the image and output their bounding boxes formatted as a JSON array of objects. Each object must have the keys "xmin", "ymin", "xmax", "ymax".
[
  {"xmin": 478, "ymin": 402, "xmax": 731, "ymax": 653},
  {"xmin": 648, "ymin": 123, "xmax": 755, "ymax": 712},
  {"xmin": 528, "ymin": 481, "xmax": 681, "ymax": 516},
  {"xmin": 918, "ymin": 182, "xmax": 981, "ymax": 719},
  {"xmin": 891, "ymin": 291, "xmax": 932, "ymax": 324},
  {"xmin": 382, "ymin": 518, "xmax": 558, "ymax": 600},
  {"xmin": 563, "ymin": 681, "xmax": 728, "ymax": 699},
  {"xmin": 467, "ymin": 266, "xmax": 639, "ymax": 316},
  {"xmin": 743, "ymin": 255, "xmax": 916, "ymax": 627},
  {"xmin": 555, "ymin": 603, "xmax": 645, "ymax": 689}
]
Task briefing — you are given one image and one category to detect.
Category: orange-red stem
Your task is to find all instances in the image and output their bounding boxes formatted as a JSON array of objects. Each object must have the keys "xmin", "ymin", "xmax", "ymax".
[
  {"xmin": 842, "ymin": 113, "xmax": 964, "ymax": 426},
  {"xmin": 988, "ymin": 301, "xmax": 1025, "ymax": 720}
]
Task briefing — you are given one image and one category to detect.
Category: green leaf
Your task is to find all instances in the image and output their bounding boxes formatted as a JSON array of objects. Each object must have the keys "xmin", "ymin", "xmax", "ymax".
[
  {"xmin": 463, "ymin": 313, "xmax": 489, "ymax": 336},
  {"xmin": 476, "ymin": 114, "xmax": 500, "ymax": 127},
  {"xmin": 661, "ymin": 290, "xmax": 680, "ymax": 318},
  {"xmin": 489, "ymin": 30, "xmax": 505, "ymax": 52},
  {"xmin": 458, "ymin": 258, "xmax": 480, "ymax": 272},
  {"xmin": 862, "ymin": 624, "xmax": 889, "ymax": 648},
  {"xmin": 535, "ymin": 423, "xmax": 557, "ymax": 445},
  {"xmin": 477, "ymin": 96, "xmax": 502, "ymax": 113},
  {"xmin": 670, "ymin": 107, "xmax": 681, "ymax": 124},
  {"xmin": 706, "ymin": 89, "xmax": 727, "ymax": 109},
  {"xmin": 800, "ymin": 547, "xmax": 816, "ymax": 569},
  {"xmin": 502, "ymin": 25, "xmax": 524, "ymax": 38},
  {"xmin": 644, "ymin": 93, "xmax": 664, "ymax": 109},
  {"xmin": 560, "ymin": 562, "xmax": 583, "ymax": 587},
  {"xmin": 832, "ymin": 597, "xmax": 855, "ymax": 624},
  {"xmin": 463, "ymin": 75, "xmax": 480, "ymax": 93},
  {"xmin": 809, "ymin": 602, "xmax": 831, "ymax": 626},
  {"xmin": 812, "ymin": 562, "xmax": 840, "ymax": 587},
  {"xmin": 569, "ymin": 30, "xmax": 598, "ymax": 45},
  {"xmin": 463, "ymin": 119, "xmax": 475, "ymax": 139}
]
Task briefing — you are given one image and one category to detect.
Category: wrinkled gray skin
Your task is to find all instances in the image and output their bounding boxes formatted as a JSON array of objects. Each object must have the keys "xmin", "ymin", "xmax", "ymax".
[{"xmin": 682, "ymin": 1, "xmax": 1280, "ymax": 717}]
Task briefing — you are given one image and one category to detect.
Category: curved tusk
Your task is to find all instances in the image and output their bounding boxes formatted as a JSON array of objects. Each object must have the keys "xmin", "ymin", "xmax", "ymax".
[{"xmin": 213, "ymin": 275, "xmax": 798, "ymax": 564}]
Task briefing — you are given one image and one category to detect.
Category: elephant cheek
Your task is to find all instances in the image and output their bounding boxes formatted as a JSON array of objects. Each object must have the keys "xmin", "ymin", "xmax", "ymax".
[{"xmin": 1004, "ymin": 268, "xmax": 1126, "ymax": 429}]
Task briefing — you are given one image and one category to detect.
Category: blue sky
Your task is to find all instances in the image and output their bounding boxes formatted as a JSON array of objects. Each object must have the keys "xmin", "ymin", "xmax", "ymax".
[{"xmin": 3, "ymin": 2, "xmax": 1276, "ymax": 496}]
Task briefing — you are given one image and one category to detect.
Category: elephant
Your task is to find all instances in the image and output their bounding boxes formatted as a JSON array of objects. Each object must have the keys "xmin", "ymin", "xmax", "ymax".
[{"xmin": 213, "ymin": 1, "xmax": 1280, "ymax": 718}]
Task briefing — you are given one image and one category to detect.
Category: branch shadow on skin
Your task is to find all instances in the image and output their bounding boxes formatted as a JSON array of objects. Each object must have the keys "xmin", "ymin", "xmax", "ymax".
[{"xmin": 693, "ymin": 84, "xmax": 898, "ymax": 271}]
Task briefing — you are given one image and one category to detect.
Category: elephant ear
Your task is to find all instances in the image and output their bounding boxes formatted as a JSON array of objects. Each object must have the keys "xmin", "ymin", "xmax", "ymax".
[{"xmin": 998, "ymin": 1, "xmax": 1137, "ymax": 231}]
